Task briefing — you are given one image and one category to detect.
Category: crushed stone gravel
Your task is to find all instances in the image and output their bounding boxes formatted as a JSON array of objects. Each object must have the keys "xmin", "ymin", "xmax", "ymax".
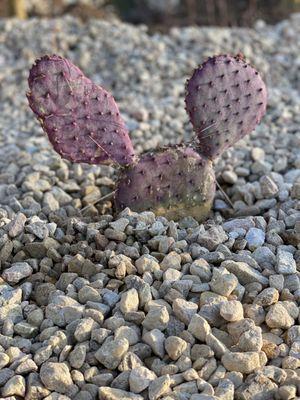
[{"xmin": 0, "ymin": 12, "xmax": 299, "ymax": 400}]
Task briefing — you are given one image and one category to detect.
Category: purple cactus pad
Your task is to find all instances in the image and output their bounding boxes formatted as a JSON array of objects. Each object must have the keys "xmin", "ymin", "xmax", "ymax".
[
  {"xmin": 185, "ymin": 54, "xmax": 267, "ymax": 159},
  {"xmin": 27, "ymin": 55, "xmax": 135, "ymax": 166},
  {"xmin": 115, "ymin": 145, "xmax": 215, "ymax": 222}
]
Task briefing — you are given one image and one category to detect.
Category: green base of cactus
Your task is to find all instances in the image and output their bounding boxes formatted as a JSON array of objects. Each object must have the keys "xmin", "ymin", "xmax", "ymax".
[{"xmin": 153, "ymin": 195, "xmax": 214, "ymax": 222}]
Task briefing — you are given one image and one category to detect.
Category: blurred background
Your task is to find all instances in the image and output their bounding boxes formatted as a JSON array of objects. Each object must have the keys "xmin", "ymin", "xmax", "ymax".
[{"xmin": 1, "ymin": 0, "xmax": 300, "ymax": 30}]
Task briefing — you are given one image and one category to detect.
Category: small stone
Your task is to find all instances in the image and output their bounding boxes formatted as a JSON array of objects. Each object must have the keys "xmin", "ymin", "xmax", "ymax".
[
  {"xmin": 1, "ymin": 375, "xmax": 26, "ymax": 397},
  {"xmin": 8, "ymin": 213, "xmax": 26, "ymax": 237},
  {"xmin": 143, "ymin": 306, "xmax": 169, "ymax": 331},
  {"xmin": 183, "ymin": 368, "xmax": 199, "ymax": 381},
  {"xmin": 69, "ymin": 344, "xmax": 86, "ymax": 369},
  {"xmin": 286, "ymin": 326, "xmax": 300, "ymax": 345},
  {"xmin": 163, "ymin": 268, "xmax": 182, "ymax": 281},
  {"xmin": 120, "ymin": 288, "xmax": 139, "ymax": 314},
  {"xmin": 190, "ymin": 258, "xmax": 211, "ymax": 282},
  {"xmin": 254, "ymin": 287, "xmax": 279, "ymax": 306},
  {"xmin": 245, "ymin": 228, "xmax": 265, "ymax": 250},
  {"xmin": 289, "ymin": 341, "xmax": 300, "ymax": 359},
  {"xmin": 220, "ymin": 300, "xmax": 244, "ymax": 322},
  {"xmin": 149, "ymin": 221, "xmax": 166, "ymax": 236},
  {"xmin": 260, "ymin": 175, "xmax": 279, "ymax": 198},
  {"xmin": 43, "ymin": 192, "xmax": 59, "ymax": 211},
  {"xmin": 135, "ymin": 255, "xmax": 160, "ymax": 274},
  {"xmin": 45, "ymin": 295, "xmax": 84, "ymax": 326},
  {"xmin": 173, "ymin": 298, "xmax": 198, "ymax": 325},
  {"xmin": 118, "ymin": 352, "xmax": 143, "ymax": 372},
  {"xmin": 27, "ymin": 308, "xmax": 44, "ymax": 327},
  {"xmin": 269, "ymin": 274, "xmax": 284, "ymax": 291},
  {"xmin": 34, "ymin": 345, "xmax": 53, "ymax": 366},
  {"xmin": 0, "ymin": 240, "xmax": 13, "ymax": 262},
  {"xmin": 105, "ymin": 227, "xmax": 126, "ymax": 241},
  {"xmin": 78, "ymin": 286, "xmax": 101, "ymax": 303},
  {"xmin": 197, "ymin": 226, "xmax": 227, "ymax": 251},
  {"xmin": 236, "ymin": 375, "xmax": 277, "ymax": 399},
  {"xmin": 83, "ymin": 185, "xmax": 101, "ymax": 204},
  {"xmin": 261, "ymin": 365, "xmax": 287, "ymax": 384},
  {"xmin": 89, "ymin": 372, "xmax": 112, "ymax": 387},
  {"xmin": 165, "ymin": 336, "xmax": 187, "ymax": 360},
  {"xmin": 26, "ymin": 221, "xmax": 49, "ymax": 239},
  {"xmin": 34, "ymin": 283, "xmax": 56, "ymax": 306},
  {"xmin": 199, "ymin": 356, "xmax": 217, "ymax": 380},
  {"xmin": 160, "ymin": 251, "xmax": 181, "ymax": 271},
  {"xmin": 205, "ymin": 333, "xmax": 227, "ymax": 358},
  {"xmin": 2, "ymin": 262, "xmax": 33, "ymax": 284},
  {"xmin": 15, "ymin": 359, "xmax": 38, "ymax": 374},
  {"xmin": 214, "ymin": 378, "xmax": 235, "ymax": 400},
  {"xmin": 0, "ymin": 353, "xmax": 10, "ymax": 369},
  {"xmin": 282, "ymin": 355, "xmax": 300, "ymax": 369},
  {"xmin": 188, "ymin": 314, "xmax": 211, "ymax": 342},
  {"xmin": 237, "ymin": 326, "xmax": 263, "ymax": 352},
  {"xmin": 142, "ymin": 329, "xmax": 165, "ymax": 358},
  {"xmin": 75, "ymin": 315, "xmax": 96, "ymax": 340},
  {"xmin": 244, "ymin": 304, "xmax": 265, "ymax": 325},
  {"xmin": 222, "ymin": 261, "xmax": 268, "ymax": 285},
  {"xmin": 223, "ymin": 218, "xmax": 255, "ymax": 232},
  {"xmin": 115, "ymin": 326, "xmax": 140, "ymax": 346},
  {"xmin": 95, "ymin": 338, "xmax": 129, "ymax": 370},
  {"xmin": 276, "ymin": 250, "xmax": 296, "ymax": 275},
  {"xmin": 210, "ymin": 268, "xmax": 238, "ymax": 297},
  {"xmin": 221, "ymin": 351, "xmax": 261, "ymax": 374},
  {"xmin": 265, "ymin": 302, "xmax": 294, "ymax": 329},
  {"xmin": 251, "ymin": 147, "xmax": 265, "ymax": 161},
  {"xmin": 14, "ymin": 321, "xmax": 38, "ymax": 338},
  {"xmin": 225, "ymin": 371, "xmax": 243, "ymax": 389},
  {"xmin": 109, "ymin": 218, "xmax": 129, "ymax": 232},
  {"xmin": 91, "ymin": 328, "xmax": 111, "ymax": 345},
  {"xmin": 99, "ymin": 387, "xmax": 143, "ymax": 400},
  {"xmin": 148, "ymin": 375, "xmax": 171, "ymax": 400},
  {"xmin": 291, "ymin": 182, "xmax": 300, "ymax": 199},
  {"xmin": 40, "ymin": 362, "xmax": 73, "ymax": 394},
  {"xmin": 102, "ymin": 290, "xmax": 120, "ymax": 308},
  {"xmin": 222, "ymin": 170, "xmax": 238, "ymax": 184},
  {"xmin": 227, "ymin": 319, "xmax": 255, "ymax": 342},
  {"xmin": 129, "ymin": 366, "xmax": 157, "ymax": 393},
  {"xmin": 278, "ymin": 385, "xmax": 297, "ymax": 400},
  {"xmin": 252, "ymin": 246, "xmax": 276, "ymax": 268},
  {"xmin": 0, "ymin": 368, "xmax": 14, "ymax": 386}
]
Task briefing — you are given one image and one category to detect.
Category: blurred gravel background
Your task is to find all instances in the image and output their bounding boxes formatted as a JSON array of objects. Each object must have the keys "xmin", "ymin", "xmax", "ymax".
[{"xmin": 0, "ymin": 9, "xmax": 299, "ymax": 400}]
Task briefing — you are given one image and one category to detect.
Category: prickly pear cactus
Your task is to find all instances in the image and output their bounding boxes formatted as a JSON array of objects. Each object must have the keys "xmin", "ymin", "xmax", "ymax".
[
  {"xmin": 27, "ymin": 55, "xmax": 135, "ymax": 166},
  {"xmin": 185, "ymin": 54, "xmax": 267, "ymax": 159},
  {"xmin": 115, "ymin": 145, "xmax": 215, "ymax": 221},
  {"xmin": 27, "ymin": 54, "xmax": 267, "ymax": 222}
]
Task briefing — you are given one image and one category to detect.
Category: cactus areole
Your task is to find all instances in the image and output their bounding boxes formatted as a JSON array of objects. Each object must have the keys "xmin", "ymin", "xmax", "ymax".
[{"xmin": 27, "ymin": 54, "xmax": 267, "ymax": 222}]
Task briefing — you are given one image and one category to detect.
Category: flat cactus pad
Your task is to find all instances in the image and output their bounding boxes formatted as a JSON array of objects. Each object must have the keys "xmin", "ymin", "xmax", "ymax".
[
  {"xmin": 185, "ymin": 54, "xmax": 267, "ymax": 159},
  {"xmin": 27, "ymin": 55, "xmax": 135, "ymax": 166}
]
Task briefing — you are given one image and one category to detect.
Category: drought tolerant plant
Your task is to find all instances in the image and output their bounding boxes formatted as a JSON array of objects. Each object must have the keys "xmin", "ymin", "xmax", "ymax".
[{"xmin": 27, "ymin": 54, "xmax": 267, "ymax": 221}]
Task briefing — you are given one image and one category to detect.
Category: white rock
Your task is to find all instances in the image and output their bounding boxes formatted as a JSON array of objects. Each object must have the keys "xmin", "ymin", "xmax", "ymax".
[
  {"xmin": 188, "ymin": 314, "xmax": 211, "ymax": 342},
  {"xmin": 120, "ymin": 288, "xmax": 139, "ymax": 314},
  {"xmin": 220, "ymin": 300, "xmax": 244, "ymax": 322},
  {"xmin": 129, "ymin": 366, "xmax": 157, "ymax": 393},
  {"xmin": 222, "ymin": 351, "xmax": 261, "ymax": 374},
  {"xmin": 276, "ymin": 250, "xmax": 296, "ymax": 275}
]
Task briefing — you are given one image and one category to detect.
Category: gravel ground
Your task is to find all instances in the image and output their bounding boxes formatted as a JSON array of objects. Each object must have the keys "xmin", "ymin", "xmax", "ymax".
[{"xmin": 0, "ymin": 13, "xmax": 299, "ymax": 400}]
